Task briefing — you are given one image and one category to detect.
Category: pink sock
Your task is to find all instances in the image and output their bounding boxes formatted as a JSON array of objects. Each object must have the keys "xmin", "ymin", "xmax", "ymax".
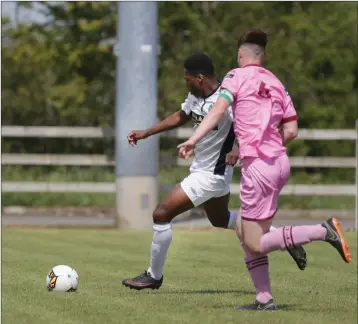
[
  {"xmin": 242, "ymin": 243, "xmax": 272, "ymax": 304},
  {"xmin": 260, "ymin": 224, "xmax": 327, "ymax": 254}
]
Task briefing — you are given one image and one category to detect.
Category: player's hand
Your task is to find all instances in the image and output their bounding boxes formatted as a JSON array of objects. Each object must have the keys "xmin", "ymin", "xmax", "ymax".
[
  {"xmin": 225, "ymin": 151, "xmax": 240, "ymax": 166},
  {"xmin": 177, "ymin": 140, "xmax": 195, "ymax": 159},
  {"xmin": 127, "ymin": 130, "xmax": 149, "ymax": 147}
]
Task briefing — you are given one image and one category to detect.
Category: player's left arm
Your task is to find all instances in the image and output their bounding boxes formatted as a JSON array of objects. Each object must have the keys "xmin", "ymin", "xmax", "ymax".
[
  {"xmin": 225, "ymin": 139, "xmax": 240, "ymax": 166},
  {"xmin": 280, "ymin": 120, "xmax": 298, "ymax": 146},
  {"xmin": 280, "ymin": 90, "xmax": 298, "ymax": 146}
]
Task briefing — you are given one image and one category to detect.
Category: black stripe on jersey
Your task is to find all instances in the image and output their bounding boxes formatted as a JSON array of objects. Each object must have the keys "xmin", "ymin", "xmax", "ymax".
[{"xmin": 213, "ymin": 124, "xmax": 235, "ymax": 175}]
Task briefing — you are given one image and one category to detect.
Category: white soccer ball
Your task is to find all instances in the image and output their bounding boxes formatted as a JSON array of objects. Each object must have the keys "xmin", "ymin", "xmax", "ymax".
[{"xmin": 46, "ymin": 265, "xmax": 79, "ymax": 292}]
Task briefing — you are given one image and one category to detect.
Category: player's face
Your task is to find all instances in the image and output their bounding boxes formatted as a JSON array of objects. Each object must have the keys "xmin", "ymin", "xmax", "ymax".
[{"xmin": 184, "ymin": 70, "xmax": 204, "ymax": 97}]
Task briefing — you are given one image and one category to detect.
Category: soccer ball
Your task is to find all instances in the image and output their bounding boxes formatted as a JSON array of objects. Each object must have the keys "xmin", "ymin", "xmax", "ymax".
[{"xmin": 46, "ymin": 265, "xmax": 79, "ymax": 292}]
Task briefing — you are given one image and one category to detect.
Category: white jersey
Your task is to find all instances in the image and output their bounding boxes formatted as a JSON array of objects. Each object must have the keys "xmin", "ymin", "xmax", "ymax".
[{"xmin": 181, "ymin": 86, "xmax": 235, "ymax": 178}]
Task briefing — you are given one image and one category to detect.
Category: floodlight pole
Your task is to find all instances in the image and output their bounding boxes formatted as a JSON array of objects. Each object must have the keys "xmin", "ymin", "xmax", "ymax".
[{"xmin": 114, "ymin": 2, "xmax": 159, "ymax": 229}]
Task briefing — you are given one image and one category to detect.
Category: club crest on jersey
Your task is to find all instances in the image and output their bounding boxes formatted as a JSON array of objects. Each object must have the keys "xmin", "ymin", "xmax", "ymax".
[
  {"xmin": 224, "ymin": 73, "xmax": 234, "ymax": 79},
  {"xmin": 191, "ymin": 112, "xmax": 204, "ymax": 125},
  {"xmin": 191, "ymin": 112, "xmax": 218, "ymax": 131},
  {"xmin": 202, "ymin": 101, "xmax": 215, "ymax": 113}
]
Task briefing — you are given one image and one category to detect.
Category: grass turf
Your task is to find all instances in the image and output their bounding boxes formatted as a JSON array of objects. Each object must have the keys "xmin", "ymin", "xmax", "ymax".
[{"xmin": 2, "ymin": 228, "xmax": 357, "ymax": 324}]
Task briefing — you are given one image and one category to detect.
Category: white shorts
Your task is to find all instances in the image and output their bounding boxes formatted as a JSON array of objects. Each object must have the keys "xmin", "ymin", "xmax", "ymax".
[{"xmin": 180, "ymin": 171, "xmax": 231, "ymax": 207}]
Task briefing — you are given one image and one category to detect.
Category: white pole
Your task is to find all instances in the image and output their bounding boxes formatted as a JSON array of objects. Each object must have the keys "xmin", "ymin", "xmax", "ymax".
[{"xmin": 114, "ymin": 2, "xmax": 159, "ymax": 229}]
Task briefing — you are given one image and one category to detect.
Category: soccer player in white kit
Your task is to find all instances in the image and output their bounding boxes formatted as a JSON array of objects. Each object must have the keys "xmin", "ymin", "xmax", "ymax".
[{"xmin": 122, "ymin": 53, "xmax": 306, "ymax": 290}]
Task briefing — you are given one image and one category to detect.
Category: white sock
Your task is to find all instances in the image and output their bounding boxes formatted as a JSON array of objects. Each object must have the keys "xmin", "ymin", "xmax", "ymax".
[
  {"xmin": 147, "ymin": 223, "xmax": 172, "ymax": 280},
  {"xmin": 227, "ymin": 211, "xmax": 237, "ymax": 230}
]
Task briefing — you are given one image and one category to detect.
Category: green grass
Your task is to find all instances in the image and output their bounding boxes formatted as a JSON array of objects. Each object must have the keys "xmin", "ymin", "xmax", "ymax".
[
  {"xmin": 2, "ymin": 165, "xmax": 355, "ymax": 209},
  {"xmin": 2, "ymin": 228, "xmax": 357, "ymax": 324}
]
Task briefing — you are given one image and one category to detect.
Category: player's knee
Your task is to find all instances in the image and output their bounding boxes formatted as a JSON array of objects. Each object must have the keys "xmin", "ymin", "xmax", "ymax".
[
  {"xmin": 244, "ymin": 240, "xmax": 261, "ymax": 255},
  {"xmin": 152, "ymin": 204, "xmax": 171, "ymax": 224},
  {"xmin": 208, "ymin": 216, "xmax": 227, "ymax": 228}
]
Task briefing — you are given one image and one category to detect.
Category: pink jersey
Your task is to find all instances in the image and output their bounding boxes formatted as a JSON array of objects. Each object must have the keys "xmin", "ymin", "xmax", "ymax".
[{"xmin": 220, "ymin": 64, "xmax": 297, "ymax": 159}]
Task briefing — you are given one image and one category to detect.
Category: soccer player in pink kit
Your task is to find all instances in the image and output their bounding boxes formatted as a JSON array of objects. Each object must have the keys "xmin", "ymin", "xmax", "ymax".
[{"xmin": 178, "ymin": 29, "xmax": 352, "ymax": 311}]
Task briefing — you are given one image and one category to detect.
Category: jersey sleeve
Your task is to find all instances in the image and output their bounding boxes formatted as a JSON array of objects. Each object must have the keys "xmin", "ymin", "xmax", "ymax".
[
  {"xmin": 282, "ymin": 89, "xmax": 298, "ymax": 124},
  {"xmin": 181, "ymin": 93, "xmax": 194, "ymax": 116},
  {"xmin": 219, "ymin": 69, "xmax": 239, "ymax": 104}
]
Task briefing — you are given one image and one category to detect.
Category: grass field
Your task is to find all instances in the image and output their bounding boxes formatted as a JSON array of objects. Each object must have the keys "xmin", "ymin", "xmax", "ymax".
[
  {"xmin": 2, "ymin": 228, "xmax": 357, "ymax": 324},
  {"xmin": 2, "ymin": 165, "xmax": 356, "ymax": 209}
]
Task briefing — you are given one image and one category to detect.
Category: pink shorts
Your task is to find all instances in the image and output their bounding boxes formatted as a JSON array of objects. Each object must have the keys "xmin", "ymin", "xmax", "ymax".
[{"xmin": 240, "ymin": 154, "xmax": 290, "ymax": 221}]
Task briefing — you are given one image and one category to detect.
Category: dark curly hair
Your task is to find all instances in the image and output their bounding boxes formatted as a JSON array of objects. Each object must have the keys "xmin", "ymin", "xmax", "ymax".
[{"xmin": 184, "ymin": 53, "xmax": 215, "ymax": 77}]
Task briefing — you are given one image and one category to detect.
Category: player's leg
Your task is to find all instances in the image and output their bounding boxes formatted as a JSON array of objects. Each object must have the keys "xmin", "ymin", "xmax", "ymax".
[
  {"xmin": 203, "ymin": 193, "xmax": 278, "ymax": 231},
  {"xmin": 238, "ymin": 155, "xmax": 308, "ymax": 270},
  {"xmin": 237, "ymin": 213, "xmax": 307, "ymax": 271},
  {"xmin": 242, "ymin": 155, "xmax": 351, "ymax": 262},
  {"xmin": 203, "ymin": 193, "xmax": 237, "ymax": 229},
  {"xmin": 199, "ymin": 171, "xmax": 287, "ymax": 234},
  {"xmin": 237, "ymin": 218, "xmax": 276, "ymax": 311},
  {"xmin": 237, "ymin": 155, "xmax": 294, "ymax": 311},
  {"xmin": 148, "ymin": 185, "xmax": 194, "ymax": 279},
  {"xmin": 254, "ymin": 217, "xmax": 351, "ymax": 261},
  {"xmin": 122, "ymin": 185, "xmax": 194, "ymax": 290},
  {"xmin": 237, "ymin": 155, "xmax": 351, "ymax": 311},
  {"xmin": 203, "ymin": 192, "xmax": 289, "ymax": 292},
  {"xmin": 201, "ymin": 173, "xmax": 307, "ymax": 270},
  {"xmin": 239, "ymin": 214, "xmax": 351, "ymax": 311}
]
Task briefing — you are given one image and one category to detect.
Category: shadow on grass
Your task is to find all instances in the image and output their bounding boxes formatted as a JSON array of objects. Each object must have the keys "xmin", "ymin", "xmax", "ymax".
[
  {"xmin": 162, "ymin": 289, "xmax": 253, "ymax": 295},
  {"xmin": 233, "ymin": 303, "xmax": 298, "ymax": 311},
  {"xmin": 277, "ymin": 304, "xmax": 298, "ymax": 311}
]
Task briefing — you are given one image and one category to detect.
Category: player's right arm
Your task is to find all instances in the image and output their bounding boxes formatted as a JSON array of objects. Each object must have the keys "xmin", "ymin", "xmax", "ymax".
[
  {"xmin": 128, "ymin": 94, "xmax": 194, "ymax": 146},
  {"xmin": 128, "ymin": 110, "xmax": 191, "ymax": 146}
]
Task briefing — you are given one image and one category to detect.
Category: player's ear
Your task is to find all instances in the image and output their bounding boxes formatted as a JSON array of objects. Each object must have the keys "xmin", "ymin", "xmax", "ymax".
[{"xmin": 197, "ymin": 74, "xmax": 204, "ymax": 83}]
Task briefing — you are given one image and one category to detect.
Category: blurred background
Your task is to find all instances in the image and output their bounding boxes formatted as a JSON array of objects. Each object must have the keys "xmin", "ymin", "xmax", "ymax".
[{"xmin": 1, "ymin": 1, "xmax": 357, "ymax": 227}]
